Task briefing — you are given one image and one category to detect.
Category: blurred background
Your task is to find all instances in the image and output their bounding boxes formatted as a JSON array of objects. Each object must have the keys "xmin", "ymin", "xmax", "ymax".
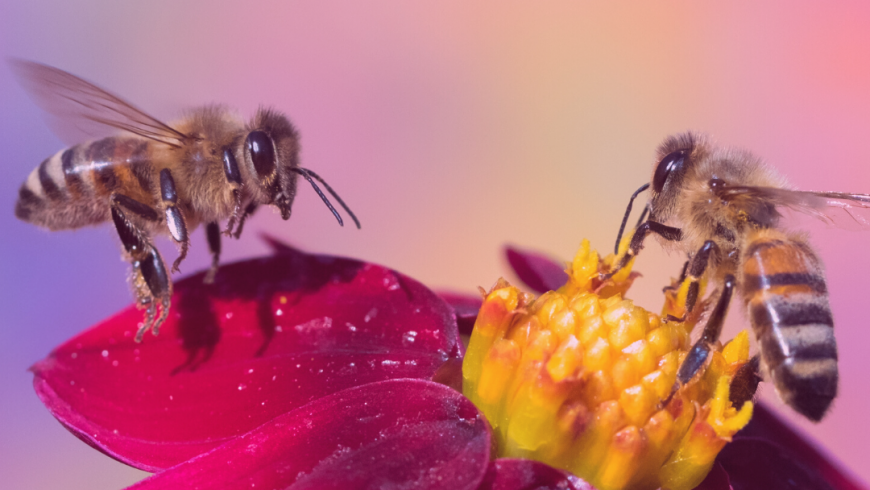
[{"xmin": 2, "ymin": 1, "xmax": 870, "ymax": 488}]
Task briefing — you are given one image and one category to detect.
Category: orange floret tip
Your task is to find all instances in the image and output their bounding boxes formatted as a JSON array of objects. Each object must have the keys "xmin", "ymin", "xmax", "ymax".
[{"xmin": 463, "ymin": 236, "xmax": 754, "ymax": 490}]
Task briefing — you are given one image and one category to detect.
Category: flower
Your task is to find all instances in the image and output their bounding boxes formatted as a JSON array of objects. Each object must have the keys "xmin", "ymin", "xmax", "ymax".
[
  {"xmin": 30, "ymin": 239, "xmax": 583, "ymax": 490},
  {"xmin": 28, "ymin": 238, "xmax": 863, "ymax": 490},
  {"xmin": 464, "ymin": 239, "xmax": 753, "ymax": 490}
]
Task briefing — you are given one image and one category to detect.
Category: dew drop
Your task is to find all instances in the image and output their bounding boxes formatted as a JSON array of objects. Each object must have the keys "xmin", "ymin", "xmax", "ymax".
[
  {"xmin": 272, "ymin": 375, "xmax": 277, "ymax": 381},
  {"xmin": 276, "ymin": 325, "xmax": 283, "ymax": 332},
  {"xmin": 238, "ymin": 383, "xmax": 247, "ymax": 391},
  {"xmin": 248, "ymin": 368, "xmax": 255, "ymax": 374},
  {"xmin": 402, "ymin": 331, "xmax": 418, "ymax": 346},
  {"xmin": 364, "ymin": 308, "xmax": 378, "ymax": 323},
  {"xmin": 112, "ymin": 360, "xmax": 119, "ymax": 367},
  {"xmin": 225, "ymin": 312, "xmax": 234, "ymax": 320},
  {"xmin": 381, "ymin": 360, "xmax": 399, "ymax": 367},
  {"xmin": 101, "ymin": 350, "xmax": 109, "ymax": 358},
  {"xmin": 275, "ymin": 309, "xmax": 283, "ymax": 317},
  {"xmin": 71, "ymin": 352, "xmax": 78, "ymax": 359}
]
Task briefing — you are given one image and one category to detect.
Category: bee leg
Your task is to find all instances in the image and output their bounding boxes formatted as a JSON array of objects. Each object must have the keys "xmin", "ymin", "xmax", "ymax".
[
  {"xmin": 160, "ymin": 169, "xmax": 189, "ymax": 273},
  {"xmin": 601, "ymin": 220, "xmax": 682, "ymax": 280},
  {"xmin": 204, "ymin": 221, "xmax": 221, "ymax": 284},
  {"xmin": 224, "ymin": 189, "xmax": 244, "ymax": 236},
  {"xmin": 232, "ymin": 203, "xmax": 258, "ymax": 239},
  {"xmin": 662, "ymin": 260, "xmax": 690, "ymax": 293},
  {"xmin": 662, "ymin": 274, "xmax": 735, "ymax": 407},
  {"xmin": 729, "ymin": 355, "xmax": 762, "ymax": 410},
  {"xmin": 665, "ymin": 240, "xmax": 718, "ymax": 322},
  {"xmin": 111, "ymin": 199, "xmax": 172, "ymax": 341}
]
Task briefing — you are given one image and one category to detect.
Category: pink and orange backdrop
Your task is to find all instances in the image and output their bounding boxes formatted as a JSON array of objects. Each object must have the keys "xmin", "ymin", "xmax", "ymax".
[{"xmin": 2, "ymin": 2, "xmax": 869, "ymax": 488}]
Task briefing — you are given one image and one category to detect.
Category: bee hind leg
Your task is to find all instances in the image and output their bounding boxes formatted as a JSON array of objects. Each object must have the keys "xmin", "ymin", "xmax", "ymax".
[
  {"xmin": 662, "ymin": 274, "xmax": 735, "ymax": 407},
  {"xmin": 729, "ymin": 355, "xmax": 762, "ymax": 410},
  {"xmin": 111, "ymin": 196, "xmax": 172, "ymax": 341}
]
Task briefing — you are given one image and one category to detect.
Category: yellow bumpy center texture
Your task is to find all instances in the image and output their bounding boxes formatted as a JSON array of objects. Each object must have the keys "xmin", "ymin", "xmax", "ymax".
[{"xmin": 463, "ymin": 239, "xmax": 753, "ymax": 490}]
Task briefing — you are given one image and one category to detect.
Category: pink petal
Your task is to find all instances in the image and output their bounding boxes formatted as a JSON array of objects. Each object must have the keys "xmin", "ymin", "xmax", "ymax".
[
  {"xmin": 32, "ymin": 247, "xmax": 461, "ymax": 471},
  {"xmin": 437, "ymin": 290, "xmax": 482, "ymax": 336},
  {"xmin": 126, "ymin": 379, "xmax": 491, "ymax": 490},
  {"xmin": 504, "ymin": 245, "xmax": 568, "ymax": 294},
  {"xmin": 730, "ymin": 403, "xmax": 865, "ymax": 490},
  {"xmin": 477, "ymin": 459, "xmax": 595, "ymax": 490}
]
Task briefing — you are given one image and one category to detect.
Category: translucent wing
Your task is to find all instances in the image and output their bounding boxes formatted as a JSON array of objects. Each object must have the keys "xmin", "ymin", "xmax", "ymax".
[
  {"xmin": 9, "ymin": 59, "xmax": 188, "ymax": 147},
  {"xmin": 716, "ymin": 185, "xmax": 870, "ymax": 229}
]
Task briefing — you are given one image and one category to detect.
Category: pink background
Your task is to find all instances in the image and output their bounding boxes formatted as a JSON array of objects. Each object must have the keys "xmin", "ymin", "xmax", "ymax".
[{"xmin": 2, "ymin": 2, "xmax": 869, "ymax": 488}]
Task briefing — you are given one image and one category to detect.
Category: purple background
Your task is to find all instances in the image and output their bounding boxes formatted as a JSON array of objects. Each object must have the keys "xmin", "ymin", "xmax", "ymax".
[{"xmin": 2, "ymin": 2, "xmax": 869, "ymax": 488}]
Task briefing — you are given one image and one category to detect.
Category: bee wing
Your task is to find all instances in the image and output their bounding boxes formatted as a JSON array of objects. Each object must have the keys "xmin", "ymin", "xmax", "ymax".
[
  {"xmin": 717, "ymin": 185, "xmax": 870, "ymax": 229},
  {"xmin": 9, "ymin": 59, "xmax": 188, "ymax": 147}
]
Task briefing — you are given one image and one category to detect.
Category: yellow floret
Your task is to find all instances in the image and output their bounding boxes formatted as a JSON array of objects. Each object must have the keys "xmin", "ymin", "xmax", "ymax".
[{"xmin": 462, "ymin": 237, "xmax": 753, "ymax": 490}]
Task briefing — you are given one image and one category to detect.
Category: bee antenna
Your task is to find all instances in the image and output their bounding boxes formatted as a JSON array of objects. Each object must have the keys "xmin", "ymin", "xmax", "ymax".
[
  {"xmin": 292, "ymin": 168, "xmax": 362, "ymax": 229},
  {"xmin": 614, "ymin": 183, "xmax": 650, "ymax": 255}
]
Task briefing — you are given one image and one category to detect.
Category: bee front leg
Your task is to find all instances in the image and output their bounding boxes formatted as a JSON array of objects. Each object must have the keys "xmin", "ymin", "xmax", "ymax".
[
  {"xmin": 662, "ymin": 274, "xmax": 735, "ymax": 407},
  {"xmin": 111, "ymin": 197, "xmax": 172, "ymax": 341},
  {"xmin": 232, "ymin": 203, "xmax": 258, "ymax": 239},
  {"xmin": 160, "ymin": 169, "xmax": 189, "ymax": 273},
  {"xmin": 204, "ymin": 221, "xmax": 221, "ymax": 284},
  {"xmin": 601, "ymin": 220, "xmax": 682, "ymax": 280}
]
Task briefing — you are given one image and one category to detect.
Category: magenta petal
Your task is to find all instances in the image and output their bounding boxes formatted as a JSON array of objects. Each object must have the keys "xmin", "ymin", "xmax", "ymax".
[
  {"xmin": 126, "ymin": 379, "xmax": 491, "ymax": 490},
  {"xmin": 693, "ymin": 463, "xmax": 733, "ymax": 490},
  {"xmin": 437, "ymin": 290, "xmax": 482, "ymax": 335},
  {"xmin": 477, "ymin": 459, "xmax": 594, "ymax": 490},
  {"xmin": 717, "ymin": 438, "xmax": 837, "ymax": 490},
  {"xmin": 32, "ymin": 247, "xmax": 461, "ymax": 471},
  {"xmin": 504, "ymin": 245, "xmax": 568, "ymax": 294},
  {"xmin": 733, "ymin": 403, "xmax": 866, "ymax": 490}
]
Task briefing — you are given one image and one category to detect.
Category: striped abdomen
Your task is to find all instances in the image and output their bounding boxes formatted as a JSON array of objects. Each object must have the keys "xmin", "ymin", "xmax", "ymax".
[
  {"xmin": 741, "ymin": 229, "xmax": 838, "ymax": 421},
  {"xmin": 15, "ymin": 137, "xmax": 156, "ymax": 230}
]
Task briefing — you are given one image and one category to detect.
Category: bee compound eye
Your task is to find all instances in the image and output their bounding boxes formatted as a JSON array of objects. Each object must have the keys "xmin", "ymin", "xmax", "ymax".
[
  {"xmin": 653, "ymin": 149, "xmax": 687, "ymax": 193},
  {"xmin": 246, "ymin": 131, "xmax": 276, "ymax": 178}
]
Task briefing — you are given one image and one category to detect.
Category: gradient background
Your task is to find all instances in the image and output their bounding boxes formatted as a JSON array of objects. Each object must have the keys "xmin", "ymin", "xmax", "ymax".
[{"xmin": 2, "ymin": 2, "xmax": 870, "ymax": 488}]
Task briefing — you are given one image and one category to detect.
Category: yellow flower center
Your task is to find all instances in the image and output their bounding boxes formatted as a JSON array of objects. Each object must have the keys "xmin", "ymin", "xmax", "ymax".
[{"xmin": 462, "ymin": 238, "xmax": 753, "ymax": 490}]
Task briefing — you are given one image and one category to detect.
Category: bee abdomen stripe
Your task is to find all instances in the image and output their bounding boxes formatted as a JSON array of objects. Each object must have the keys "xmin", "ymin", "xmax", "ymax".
[
  {"xmin": 38, "ymin": 157, "xmax": 63, "ymax": 201},
  {"xmin": 743, "ymin": 239, "xmax": 787, "ymax": 257},
  {"xmin": 751, "ymin": 299, "xmax": 833, "ymax": 329},
  {"xmin": 61, "ymin": 148, "xmax": 87, "ymax": 197},
  {"xmin": 743, "ymin": 272, "xmax": 827, "ymax": 294},
  {"xmin": 14, "ymin": 186, "xmax": 43, "ymax": 221}
]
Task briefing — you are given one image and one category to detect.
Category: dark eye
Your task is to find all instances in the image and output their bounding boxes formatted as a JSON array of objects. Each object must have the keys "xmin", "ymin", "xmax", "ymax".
[
  {"xmin": 653, "ymin": 150, "xmax": 687, "ymax": 193},
  {"xmin": 246, "ymin": 131, "xmax": 276, "ymax": 178}
]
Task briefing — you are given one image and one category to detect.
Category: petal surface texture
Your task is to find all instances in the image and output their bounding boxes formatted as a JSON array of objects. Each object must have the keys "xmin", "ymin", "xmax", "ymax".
[{"xmin": 32, "ymin": 246, "xmax": 460, "ymax": 470}]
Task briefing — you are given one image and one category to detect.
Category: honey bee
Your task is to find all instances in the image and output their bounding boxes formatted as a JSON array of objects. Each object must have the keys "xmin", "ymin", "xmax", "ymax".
[
  {"xmin": 605, "ymin": 132, "xmax": 870, "ymax": 421},
  {"xmin": 12, "ymin": 60, "xmax": 360, "ymax": 342}
]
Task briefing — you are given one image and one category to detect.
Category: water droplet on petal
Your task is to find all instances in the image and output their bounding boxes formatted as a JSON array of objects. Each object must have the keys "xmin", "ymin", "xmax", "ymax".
[
  {"xmin": 238, "ymin": 383, "xmax": 247, "ymax": 391},
  {"xmin": 101, "ymin": 350, "xmax": 109, "ymax": 358}
]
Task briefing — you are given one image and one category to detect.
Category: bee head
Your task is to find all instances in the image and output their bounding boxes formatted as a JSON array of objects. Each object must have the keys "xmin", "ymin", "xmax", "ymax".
[{"xmin": 243, "ymin": 108, "xmax": 300, "ymax": 220}]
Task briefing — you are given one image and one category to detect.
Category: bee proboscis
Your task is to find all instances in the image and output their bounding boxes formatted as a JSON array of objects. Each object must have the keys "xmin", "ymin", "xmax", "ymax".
[
  {"xmin": 606, "ymin": 132, "xmax": 870, "ymax": 421},
  {"xmin": 12, "ymin": 60, "xmax": 360, "ymax": 342}
]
